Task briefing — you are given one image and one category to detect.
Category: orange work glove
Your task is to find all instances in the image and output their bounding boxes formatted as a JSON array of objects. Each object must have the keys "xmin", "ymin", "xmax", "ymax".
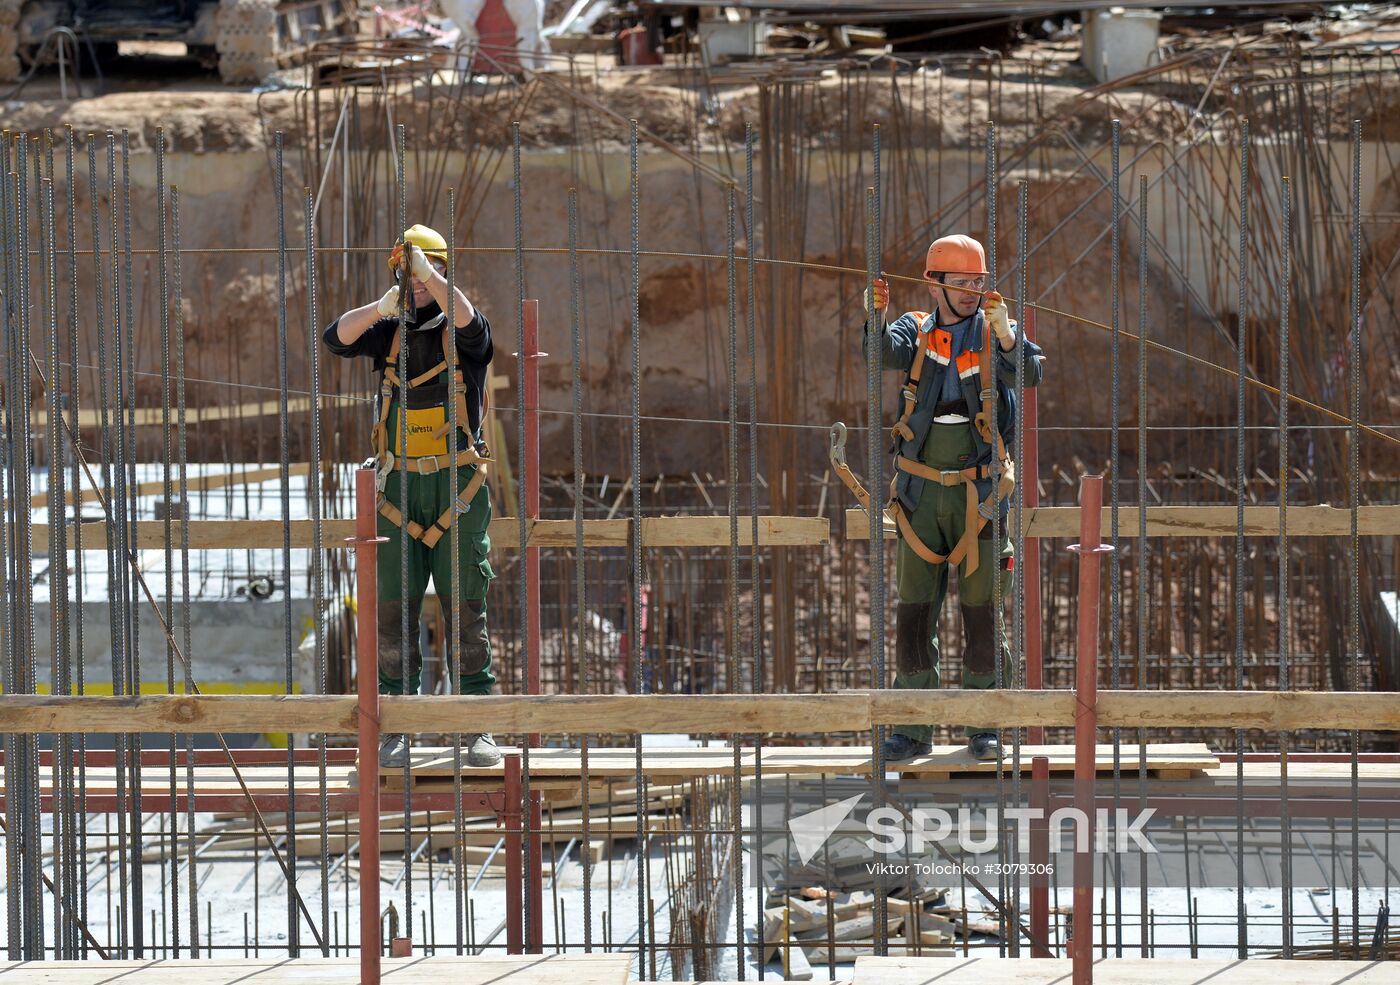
[{"xmin": 863, "ymin": 275, "xmax": 890, "ymax": 317}]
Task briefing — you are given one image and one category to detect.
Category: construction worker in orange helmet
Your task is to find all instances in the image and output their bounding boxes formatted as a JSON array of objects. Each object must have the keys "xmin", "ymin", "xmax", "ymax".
[
  {"xmin": 323, "ymin": 223, "xmax": 501, "ymax": 770},
  {"xmin": 863, "ymin": 233, "xmax": 1046, "ymax": 763}
]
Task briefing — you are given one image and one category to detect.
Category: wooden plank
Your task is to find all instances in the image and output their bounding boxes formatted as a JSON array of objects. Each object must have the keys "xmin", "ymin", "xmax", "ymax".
[
  {"xmin": 0, "ymin": 690, "xmax": 1397, "ymax": 737},
  {"xmin": 867, "ymin": 690, "xmax": 1075, "ymax": 729},
  {"xmin": 383, "ymin": 743, "xmax": 1216, "ymax": 781},
  {"xmin": 39, "ymin": 514, "xmax": 827, "ymax": 550},
  {"xmin": 379, "ymin": 693, "xmax": 873, "ymax": 735},
  {"xmin": 851, "ymin": 956, "xmax": 1399, "ymax": 984},
  {"xmin": 0, "ymin": 954, "xmax": 632, "ymax": 984},
  {"xmin": 1094, "ymin": 691, "xmax": 1400, "ymax": 731},
  {"xmin": 890, "ymin": 743, "xmax": 1216, "ymax": 778},
  {"xmin": 0, "ymin": 695, "xmax": 359, "ymax": 734},
  {"xmin": 28, "ymin": 393, "xmax": 364, "ymax": 429},
  {"xmin": 868, "ymin": 690, "xmax": 1400, "ymax": 732},
  {"xmin": 846, "ymin": 504, "xmax": 1400, "ymax": 539},
  {"xmin": 20, "ymin": 463, "xmax": 311, "ymax": 512}
]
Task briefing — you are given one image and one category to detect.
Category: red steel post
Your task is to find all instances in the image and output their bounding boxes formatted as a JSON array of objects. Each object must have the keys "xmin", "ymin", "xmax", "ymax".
[
  {"xmin": 521, "ymin": 298, "xmax": 545, "ymax": 950},
  {"xmin": 503, "ymin": 753, "xmax": 524, "ymax": 954},
  {"xmin": 1068, "ymin": 474, "xmax": 1110, "ymax": 985},
  {"xmin": 1030, "ymin": 754, "xmax": 1052, "ymax": 957},
  {"xmin": 350, "ymin": 467, "xmax": 388, "ymax": 985}
]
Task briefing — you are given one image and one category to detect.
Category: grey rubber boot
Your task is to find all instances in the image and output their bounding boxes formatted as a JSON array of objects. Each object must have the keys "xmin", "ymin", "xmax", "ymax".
[
  {"xmin": 379, "ymin": 733, "xmax": 410, "ymax": 769},
  {"xmin": 968, "ymin": 732, "xmax": 1002, "ymax": 761},
  {"xmin": 465, "ymin": 732, "xmax": 501, "ymax": 768}
]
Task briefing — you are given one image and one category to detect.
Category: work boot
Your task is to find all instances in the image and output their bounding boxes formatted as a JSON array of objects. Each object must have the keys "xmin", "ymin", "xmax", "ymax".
[
  {"xmin": 465, "ymin": 732, "xmax": 501, "ymax": 768},
  {"xmin": 881, "ymin": 733, "xmax": 932, "ymax": 763},
  {"xmin": 379, "ymin": 733, "xmax": 410, "ymax": 769},
  {"xmin": 968, "ymin": 732, "xmax": 1002, "ymax": 762}
]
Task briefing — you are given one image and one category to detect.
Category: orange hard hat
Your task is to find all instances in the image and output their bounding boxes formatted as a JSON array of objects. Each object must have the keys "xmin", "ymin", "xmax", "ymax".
[{"xmin": 924, "ymin": 234, "xmax": 988, "ymax": 277}]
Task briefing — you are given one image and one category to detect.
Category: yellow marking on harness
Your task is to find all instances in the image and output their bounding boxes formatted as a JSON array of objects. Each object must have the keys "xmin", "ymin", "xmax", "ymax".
[{"xmin": 396, "ymin": 405, "xmax": 450, "ymax": 458}]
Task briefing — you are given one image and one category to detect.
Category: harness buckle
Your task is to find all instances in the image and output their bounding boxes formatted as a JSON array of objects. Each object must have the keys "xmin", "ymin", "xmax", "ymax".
[
  {"xmin": 940, "ymin": 470, "xmax": 963, "ymax": 485},
  {"xmin": 829, "ymin": 422, "xmax": 849, "ymax": 471},
  {"xmin": 373, "ymin": 453, "xmax": 393, "ymax": 493},
  {"xmin": 418, "ymin": 454, "xmax": 442, "ymax": 474}
]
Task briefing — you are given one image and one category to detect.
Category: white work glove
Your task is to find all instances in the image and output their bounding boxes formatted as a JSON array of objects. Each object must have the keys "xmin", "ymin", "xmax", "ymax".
[
  {"xmin": 983, "ymin": 290, "xmax": 1014, "ymax": 348},
  {"xmin": 377, "ymin": 285, "xmax": 401, "ymax": 318},
  {"xmin": 406, "ymin": 243, "xmax": 434, "ymax": 282}
]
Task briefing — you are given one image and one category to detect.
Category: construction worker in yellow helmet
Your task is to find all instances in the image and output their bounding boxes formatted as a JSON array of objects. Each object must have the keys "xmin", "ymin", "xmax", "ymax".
[
  {"xmin": 323, "ymin": 223, "xmax": 500, "ymax": 769},
  {"xmin": 864, "ymin": 234, "xmax": 1046, "ymax": 762}
]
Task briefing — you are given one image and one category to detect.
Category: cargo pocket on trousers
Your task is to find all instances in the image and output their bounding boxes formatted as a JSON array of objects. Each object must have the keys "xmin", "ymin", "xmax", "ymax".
[{"xmin": 471, "ymin": 535, "xmax": 495, "ymax": 591}]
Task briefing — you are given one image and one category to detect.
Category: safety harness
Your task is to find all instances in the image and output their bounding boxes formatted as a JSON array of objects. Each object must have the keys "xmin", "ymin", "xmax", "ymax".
[
  {"xmin": 833, "ymin": 309, "xmax": 1015, "ymax": 577},
  {"xmin": 370, "ymin": 320, "xmax": 492, "ymax": 550}
]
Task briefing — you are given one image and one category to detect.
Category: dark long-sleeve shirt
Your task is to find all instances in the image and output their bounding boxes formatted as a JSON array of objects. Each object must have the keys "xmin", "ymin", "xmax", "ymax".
[{"xmin": 324, "ymin": 300, "xmax": 493, "ymax": 441}]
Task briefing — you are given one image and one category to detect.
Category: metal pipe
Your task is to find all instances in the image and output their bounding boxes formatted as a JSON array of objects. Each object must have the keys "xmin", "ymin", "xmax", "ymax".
[
  {"xmin": 504, "ymin": 754, "xmax": 524, "ymax": 954},
  {"xmin": 351, "ymin": 467, "xmax": 386, "ymax": 985},
  {"xmin": 1070, "ymin": 473, "xmax": 1110, "ymax": 985},
  {"xmin": 1030, "ymin": 755, "xmax": 1051, "ymax": 957}
]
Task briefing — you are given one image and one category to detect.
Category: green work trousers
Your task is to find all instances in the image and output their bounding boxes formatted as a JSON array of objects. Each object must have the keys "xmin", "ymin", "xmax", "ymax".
[
  {"xmin": 377, "ymin": 461, "xmax": 494, "ymax": 696},
  {"xmin": 893, "ymin": 423, "xmax": 1013, "ymax": 742}
]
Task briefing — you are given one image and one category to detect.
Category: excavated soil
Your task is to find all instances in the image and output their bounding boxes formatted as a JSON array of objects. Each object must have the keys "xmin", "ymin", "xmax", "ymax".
[{"xmin": 5, "ymin": 49, "xmax": 1398, "ymax": 478}]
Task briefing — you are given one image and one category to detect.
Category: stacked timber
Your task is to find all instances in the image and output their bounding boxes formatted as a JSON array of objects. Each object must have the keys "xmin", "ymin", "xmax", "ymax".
[
  {"xmin": 750, "ymin": 887, "xmax": 960, "ymax": 973},
  {"xmin": 143, "ymin": 781, "xmax": 687, "ymax": 875}
]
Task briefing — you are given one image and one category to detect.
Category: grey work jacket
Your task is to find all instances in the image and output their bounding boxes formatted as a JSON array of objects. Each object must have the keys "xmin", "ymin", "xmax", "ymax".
[{"xmin": 865, "ymin": 308, "xmax": 1045, "ymax": 516}]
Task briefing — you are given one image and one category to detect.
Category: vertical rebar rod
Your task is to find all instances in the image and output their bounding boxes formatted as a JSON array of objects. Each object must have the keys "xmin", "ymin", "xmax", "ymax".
[
  {"xmin": 0, "ymin": 132, "xmax": 20, "ymax": 958},
  {"xmin": 305, "ymin": 182, "xmax": 331, "ymax": 957},
  {"xmin": 274, "ymin": 131, "xmax": 301, "ymax": 957},
  {"xmin": 1012, "ymin": 175, "xmax": 1028, "ymax": 957},
  {"xmin": 172, "ymin": 183, "xmax": 199, "ymax": 959},
  {"xmin": 1108, "ymin": 118, "xmax": 1124, "ymax": 958},
  {"xmin": 1234, "ymin": 117, "xmax": 1249, "ymax": 960},
  {"xmin": 13, "ymin": 136, "xmax": 39, "ymax": 960},
  {"xmin": 744, "ymin": 122, "xmax": 765, "ymax": 974},
  {"xmin": 567, "ymin": 185, "xmax": 591, "ymax": 954},
  {"xmin": 1278, "ymin": 173, "xmax": 1293, "ymax": 959},
  {"xmin": 446, "ymin": 185, "xmax": 467, "ymax": 960},
  {"xmin": 84, "ymin": 135, "xmax": 109, "ymax": 957},
  {"xmin": 985, "ymin": 118, "xmax": 1010, "ymax": 956},
  {"xmin": 62, "ymin": 125, "xmax": 87, "ymax": 961},
  {"xmin": 119, "ymin": 129, "xmax": 143, "ymax": 958},
  {"xmin": 628, "ymin": 117, "xmax": 647, "ymax": 976},
  {"xmin": 41, "ymin": 170, "xmax": 65, "ymax": 962},
  {"xmin": 510, "ymin": 121, "xmax": 544, "ymax": 953},
  {"xmin": 1348, "ymin": 116, "xmax": 1362, "ymax": 951},
  {"xmin": 724, "ymin": 182, "xmax": 743, "ymax": 979},
  {"xmin": 864, "ymin": 178, "xmax": 888, "ymax": 959},
  {"xmin": 394, "ymin": 120, "xmax": 412, "ymax": 944},
  {"xmin": 1135, "ymin": 172, "xmax": 1149, "ymax": 954},
  {"xmin": 155, "ymin": 127, "xmax": 179, "ymax": 961}
]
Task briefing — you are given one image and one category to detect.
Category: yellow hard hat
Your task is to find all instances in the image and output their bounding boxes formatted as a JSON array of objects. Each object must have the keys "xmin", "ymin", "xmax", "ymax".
[{"xmin": 389, "ymin": 223, "xmax": 449, "ymax": 271}]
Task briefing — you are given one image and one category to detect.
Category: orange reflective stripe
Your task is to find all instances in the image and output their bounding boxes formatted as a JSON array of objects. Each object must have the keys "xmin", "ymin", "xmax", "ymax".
[{"xmin": 926, "ymin": 327, "xmax": 952, "ymax": 363}]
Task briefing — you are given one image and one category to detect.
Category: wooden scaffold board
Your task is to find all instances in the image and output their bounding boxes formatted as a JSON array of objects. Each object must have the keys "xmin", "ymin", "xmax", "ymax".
[
  {"xmin": 0, "ymin": 954, "xmax": 631, "ymax": 984},
  {"xmin": 383, "ymin": 743, "xmax": 1220, "ymax": 786},
  {"xmin": 851, "ymin": 956, "xmax": 1395, "ymax": 984}
]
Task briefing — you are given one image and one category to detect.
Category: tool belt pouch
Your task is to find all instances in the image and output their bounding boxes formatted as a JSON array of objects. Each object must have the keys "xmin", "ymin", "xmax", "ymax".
[{"xmin": 393, "ymin": 383, "xmax": 450, "ymax": 459}]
